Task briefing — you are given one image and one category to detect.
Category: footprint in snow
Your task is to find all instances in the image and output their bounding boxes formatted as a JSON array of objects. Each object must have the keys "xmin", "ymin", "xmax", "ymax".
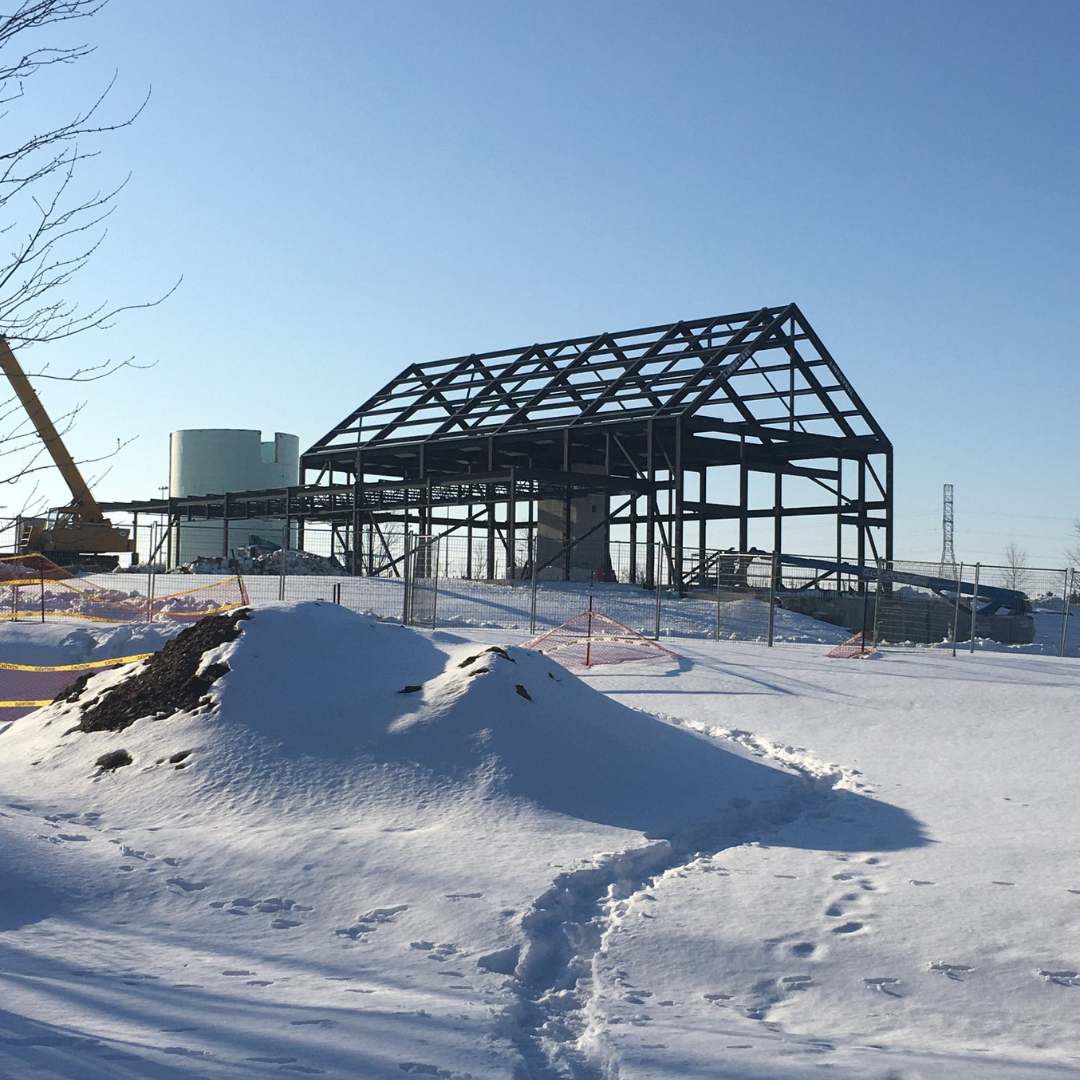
[
  {"xmin": 1038, "ymin": 969, "xmax": 1080, "ymax": 986},
  {"xmin": 336, "ymin": 904, "xmax": 409, "ymax": 939},
  {"xmin": 427, "ymin": 943, "xmax": 460, "ymax": 962},
  {"xmin": 335, "ymin": 924, "xmax": 368, "ymax": 941},
  {"xmin": 930, "ymin": 963, "xmax": 973, "ymax": 980},
  {"xmin": 166, "ymin": 877, "xmax": 208, "ymax": 892},
  {"xmin": 119, "ymin": 845, "xmax": 154, "ymax": 860},
  {"xmin": 362, "ymin": 904, "xmax": 409, "ymax": 922},
  {"xmin": 257, "ymin": 897, "xmax": 307, "ymax": 912},
  {"xmin": 832, "ymin": 921, "xmax": 863, "ymax": 934}
]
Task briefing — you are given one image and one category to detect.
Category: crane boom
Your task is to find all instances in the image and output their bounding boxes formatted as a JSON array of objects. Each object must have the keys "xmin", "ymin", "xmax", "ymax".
[
  {"xmin": 0, "ymin": 335, "xmax": 134, "ymax": 567},
  {"xmin": 0, "ymin": 336, "xmax": 104, "ymax": 522}
]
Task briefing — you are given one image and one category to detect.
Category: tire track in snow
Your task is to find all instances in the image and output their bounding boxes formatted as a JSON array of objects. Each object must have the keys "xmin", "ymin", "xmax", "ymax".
[{"xmin": 494, "ymin": 736, "xmax": 857, "ymax": 1080}]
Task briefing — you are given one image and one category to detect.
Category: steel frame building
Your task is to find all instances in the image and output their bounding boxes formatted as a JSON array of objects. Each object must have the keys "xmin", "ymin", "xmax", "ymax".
[
  {"xmin": 300, "ymin": 303, "xmax": 892, "ymax": 585},
  {"xmin": 103, "ymin": 304, "xmax": 892, "ymax": 584}
]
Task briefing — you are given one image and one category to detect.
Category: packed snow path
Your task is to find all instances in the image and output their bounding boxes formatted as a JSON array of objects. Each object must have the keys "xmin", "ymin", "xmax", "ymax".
[{"xmin": 0, "ymin": 603, "xmax": 1078, "ymax": 1078}]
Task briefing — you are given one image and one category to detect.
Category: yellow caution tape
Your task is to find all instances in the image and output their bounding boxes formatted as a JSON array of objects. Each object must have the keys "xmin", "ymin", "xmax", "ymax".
[
  {"xmin": 0, "ymin": 653, "xmax": 152, "ymax": 672},
  {"xmin": 0, "ymin": 600, "xmax": 244, "ymax": 625},
  {"xmin": 0, "ymin": 612, "xmax": 127, "ymax": 624}
]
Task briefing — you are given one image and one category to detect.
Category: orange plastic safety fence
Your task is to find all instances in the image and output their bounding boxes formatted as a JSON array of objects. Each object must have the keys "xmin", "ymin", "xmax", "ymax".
[
  {"xmin": 525, "ymin": 611, "xmax": 679, "ymax": 669},
  {"xmin": 0, "ymin": 572, "xmax": 248, "ymax": 624}
]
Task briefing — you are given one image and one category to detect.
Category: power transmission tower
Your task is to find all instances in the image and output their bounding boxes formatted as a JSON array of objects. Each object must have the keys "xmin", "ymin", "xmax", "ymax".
[{"xmin": 939, "ymin": 483, "xmax": 956, "ymax": 577}]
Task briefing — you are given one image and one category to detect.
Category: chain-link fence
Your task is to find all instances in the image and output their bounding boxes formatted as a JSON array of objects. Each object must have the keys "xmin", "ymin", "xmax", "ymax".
[
  {"xmin": 14, "ymin": 542, "xmax": 1075, "ymax": 658},
  {"xmin": 402, "ymin": 543, "xmax": 1077, "ymax": 656}
]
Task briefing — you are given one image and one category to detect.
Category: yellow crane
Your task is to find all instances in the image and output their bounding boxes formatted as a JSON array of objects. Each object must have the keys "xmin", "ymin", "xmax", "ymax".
[{"xmin": 0, "ymin": 336, "xmax": 135, "ymax": 568}]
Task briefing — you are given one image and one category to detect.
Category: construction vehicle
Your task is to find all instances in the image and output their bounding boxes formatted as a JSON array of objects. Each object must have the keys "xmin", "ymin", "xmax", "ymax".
[{"xmin": 0, "ymin": 336, "xmax": 136, "ymax": 569}]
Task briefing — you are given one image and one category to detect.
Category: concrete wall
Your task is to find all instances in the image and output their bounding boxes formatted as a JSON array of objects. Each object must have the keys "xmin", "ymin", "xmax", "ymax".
[{"xmin": 534, "ymin": 465, "xmax": 610, "ymax": 582}]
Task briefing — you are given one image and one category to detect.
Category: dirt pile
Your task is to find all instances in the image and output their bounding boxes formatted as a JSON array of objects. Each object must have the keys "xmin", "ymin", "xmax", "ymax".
[{"xmin": 76, "ymin": 609, "xmax": 251, "ymax": 734}]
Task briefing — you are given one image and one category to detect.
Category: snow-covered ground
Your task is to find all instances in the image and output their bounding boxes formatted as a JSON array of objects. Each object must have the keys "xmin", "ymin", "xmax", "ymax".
[{"xmin": 0, "ymin": 601, "xmax": 1078, "ymax": 1079}]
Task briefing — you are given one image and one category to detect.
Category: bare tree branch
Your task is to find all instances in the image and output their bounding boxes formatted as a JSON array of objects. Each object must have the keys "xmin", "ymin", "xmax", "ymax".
[
  {"xmin": 1002, "ymin": 541, "xmax": 1030, "ymax": 594},
  {"xmin": 1065, "ymin": 522, "xmax": 1080, "ymax": 576},
  {"xmin": 0, "ymin": 0, "xmax": 172, "ymax": 519}
]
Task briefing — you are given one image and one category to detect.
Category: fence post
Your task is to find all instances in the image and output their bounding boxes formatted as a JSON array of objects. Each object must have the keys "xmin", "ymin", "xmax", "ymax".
[
  {"xmin": 951, "ymin": 561, "xmax": 964, "ymax": 657},
  {"xmin": 1060, "ymin": 568, "xmax": 1072, "ymax": 659},
  {"xmin": 147, "ymin": 568, "xmax": 156, "ymax": 624},
  {"xmin": 529, "ymin": 553, "xmax": 538, "ymax": 634},
  {"xmin": 969, "ymin": 563, "xmax": 980, "ymax": 654},
  {"xmin": 715, "ymin": 555, "xmax": 722, "ymax": 642},
  {"xmin": 39, "ymin": 575, "xmax": 45, "ymax": 624},
  {"xmin": 429, "ymin": 538, "xmax": 440, "ymax": 630},
  {"xmin": 766, "ymin": 552, "xmax": 778, "ymax": 647},
  {"xmin": 278, "ymin": 521, "xmax": 288, "ymax": 602},
  {"xmin": 402, "ymin": 532, "xmax": 412, "ymax": 626},
  {"xmin": 653, "ymin": 543, "xmax": 662, "ymax": 641},
  {"xmin": 868, "ymin": 565, "xmax": 876, "ymax": 648},
  {"xmin": 585, "ymin": 593, "xmax": 594, "ymax": 668}
]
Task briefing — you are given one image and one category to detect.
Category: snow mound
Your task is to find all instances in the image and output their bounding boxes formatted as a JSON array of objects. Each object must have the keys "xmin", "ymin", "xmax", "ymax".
[{"xmin": 4, "ymin": 602, "xmax": 923, "ymax": 849}]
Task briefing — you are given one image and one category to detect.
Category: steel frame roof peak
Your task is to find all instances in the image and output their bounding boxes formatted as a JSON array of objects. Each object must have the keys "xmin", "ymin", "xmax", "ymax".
[{"xmin": 305, "ymin": 303, "xmax": 888, "ymax": 460}]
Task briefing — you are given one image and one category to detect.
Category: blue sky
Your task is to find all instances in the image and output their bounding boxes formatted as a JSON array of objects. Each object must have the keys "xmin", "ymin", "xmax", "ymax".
[{"xmin": 4, "ymin": 0, "xmax": 1078, "ymax": 565}]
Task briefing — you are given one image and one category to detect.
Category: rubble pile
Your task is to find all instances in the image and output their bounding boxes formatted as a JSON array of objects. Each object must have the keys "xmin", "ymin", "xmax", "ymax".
[{"xmin": 171, "ymin": 547, "xmax": 346, "ymax": 576}]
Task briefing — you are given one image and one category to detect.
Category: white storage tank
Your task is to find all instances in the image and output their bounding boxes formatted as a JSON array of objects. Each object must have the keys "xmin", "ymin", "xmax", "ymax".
[{"xmin": 169, "ymin": 429, "xmax": 300, "ymax": 566}]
